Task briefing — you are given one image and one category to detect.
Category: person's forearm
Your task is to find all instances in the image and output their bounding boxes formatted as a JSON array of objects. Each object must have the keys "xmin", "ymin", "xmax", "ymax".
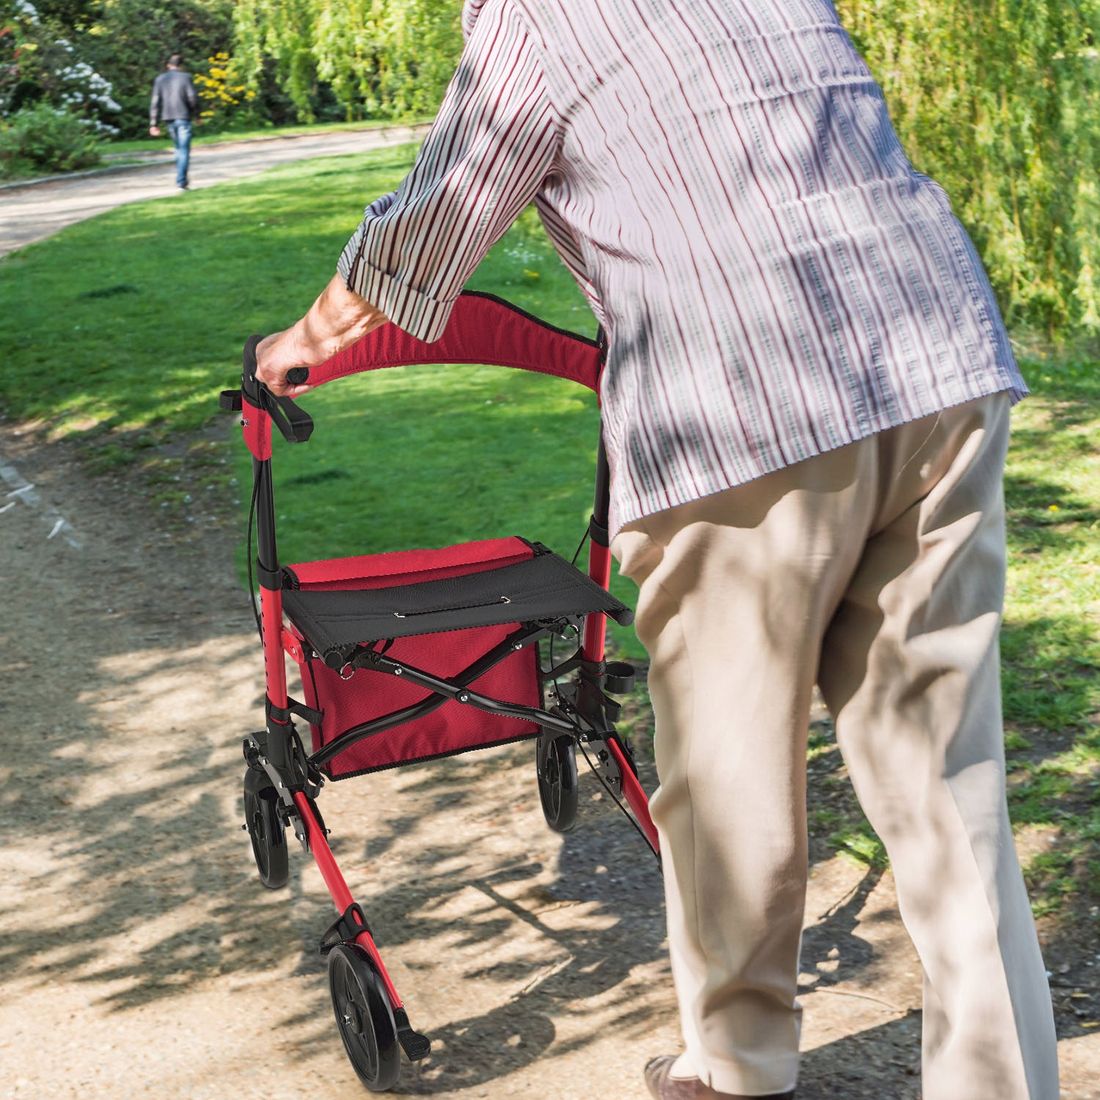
[
  {"xmin": 291, "ymin": 273, "xmax": 388, "ymax": 364},
  {"xmin": 254, "ymin": 274, "xmax": 389, "ymax": 396}
]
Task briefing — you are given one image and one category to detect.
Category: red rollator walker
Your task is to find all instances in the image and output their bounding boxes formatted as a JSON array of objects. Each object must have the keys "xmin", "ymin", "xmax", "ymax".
[{"xmin": 220, "ymin": 291, "xmax": 659, "ymax": 1092}]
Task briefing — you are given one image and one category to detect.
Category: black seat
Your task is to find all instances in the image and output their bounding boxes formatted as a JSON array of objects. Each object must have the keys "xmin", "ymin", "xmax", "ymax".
[{"xmin": 282, "ymin": 543, "xmax": 633, "ymax": 668}]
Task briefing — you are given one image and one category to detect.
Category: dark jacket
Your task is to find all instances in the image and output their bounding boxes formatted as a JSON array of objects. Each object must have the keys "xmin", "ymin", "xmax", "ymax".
[{"xmin": 150, "ymin": 69, "xmax": 198, "ymax": 124}]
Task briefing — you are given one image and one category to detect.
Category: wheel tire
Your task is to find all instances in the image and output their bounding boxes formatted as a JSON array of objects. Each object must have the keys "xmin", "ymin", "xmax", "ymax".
[
  {"xmin": 328, "ymin": 944, "xmax": 401, "ymax": 1092},
  {"xmin": 537, "ymin": 734, "xmax": 579, "ymax": 833},
  {"xmin": 243, "ymin": 765, "xmax": 289, "ymax": 889}
]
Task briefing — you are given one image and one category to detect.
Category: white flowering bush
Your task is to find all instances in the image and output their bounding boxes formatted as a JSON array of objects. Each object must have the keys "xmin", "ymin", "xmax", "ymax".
[
  {"xmin": 1, "ymin": 2, "xmax": 120, "ymax": 133},
  {"xmin": 54, "ymin": 50, "xmax": 122, "ymax": 135},
  {"xmin": 0, "ymin": 1, "xmax": 121, "ymax": 174}
]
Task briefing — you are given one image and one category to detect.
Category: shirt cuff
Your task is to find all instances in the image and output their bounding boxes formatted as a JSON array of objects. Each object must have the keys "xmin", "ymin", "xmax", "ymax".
[{"xmin": 337, "ymin": 228, "xmax": 455, "ymax": 344}]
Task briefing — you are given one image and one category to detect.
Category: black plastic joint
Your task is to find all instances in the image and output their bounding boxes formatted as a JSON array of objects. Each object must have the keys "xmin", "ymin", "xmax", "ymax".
[
  {"xmin": 324, "ymin": 647, "xmax": 350, "ymax": 672},
  {"xmin": 266, "ymin": 697, "xmax": 292, "ymax": 724},
  {"xmin": 579, "ymin": 658, "xmax": 606, "ymax": 683},
  {"xmin": 319, "ymin": 902, "xmax": 373, "ymax": 955},
  {"xmin": 267, "ymin": 696, "xmax": 324, "ymax": 726},
  {"xmin": 255, "ymin": 559, "xmax": 282, "ymax": 589},
  {"xmin": 588, "ymin": 513, "xmax": 610, "ymax": 547},
  {"xmin": 219, "ymin": 389, "xmax": 242, "ymax": 412}
]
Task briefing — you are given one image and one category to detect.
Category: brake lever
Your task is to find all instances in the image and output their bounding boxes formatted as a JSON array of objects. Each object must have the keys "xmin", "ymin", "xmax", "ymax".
[{"xmin": 266, "ymin": 391, "xmax": 314, "ymax": 443}]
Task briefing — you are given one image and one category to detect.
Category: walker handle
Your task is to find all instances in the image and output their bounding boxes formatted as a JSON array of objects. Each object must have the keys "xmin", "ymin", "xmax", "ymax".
[{"xmin": 241, "ymin": 336, "xmax": 315, "ymax": 444}]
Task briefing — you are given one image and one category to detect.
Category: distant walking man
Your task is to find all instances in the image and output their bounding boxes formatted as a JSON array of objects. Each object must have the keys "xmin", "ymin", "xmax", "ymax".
[{"xmin": 149, "ymin": 53, "xmax": 198, "ymax": 190}]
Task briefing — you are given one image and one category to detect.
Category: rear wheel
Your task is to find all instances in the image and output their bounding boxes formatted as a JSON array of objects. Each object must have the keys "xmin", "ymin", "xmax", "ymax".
[
  {"xmin": 328, "ymin": 944, "xmax": 401, "ymax": 1092},
  {"xmin": 537, "ymin": 734, "xmax": 578, "ymax": 832},
  {"xmin": 243, "ymin": 765, "xmax": 289, "ymax": 889}
]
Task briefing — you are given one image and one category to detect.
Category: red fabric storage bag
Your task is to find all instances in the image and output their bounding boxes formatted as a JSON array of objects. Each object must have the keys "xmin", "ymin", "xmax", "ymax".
[{"xmin": 289, "ymin": 537, "xmax": 542, "ymax": 778}]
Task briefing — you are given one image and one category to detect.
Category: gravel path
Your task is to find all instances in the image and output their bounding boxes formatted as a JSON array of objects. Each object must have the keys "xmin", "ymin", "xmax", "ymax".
[
  {"xmin": 1, "ymin": 422, "xmax": 1096, "ymax": 1099},
  {"xmin": 0, "ymin": 125, "xmax": 428, "ymax": 257}
]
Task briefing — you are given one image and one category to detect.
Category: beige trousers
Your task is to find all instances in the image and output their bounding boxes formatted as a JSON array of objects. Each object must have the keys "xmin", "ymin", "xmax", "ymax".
[{"xmin": 611, "ymin": 394, "xmax": 1059, "ymax": 1099}]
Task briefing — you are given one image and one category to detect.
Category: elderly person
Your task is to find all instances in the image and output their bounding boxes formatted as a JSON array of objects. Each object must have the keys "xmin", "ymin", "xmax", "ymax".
[{"xmin": 256, "ymin": 1, "xmax": 1059, "ymax": 1097}]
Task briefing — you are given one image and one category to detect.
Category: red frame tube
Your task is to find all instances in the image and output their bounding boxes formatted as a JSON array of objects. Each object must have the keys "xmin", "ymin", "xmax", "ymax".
[
  {"xmin": 292, "ymin": 790, "xmax": 405, "ymax": 1010},
  {"xmin": 608, "ymin": 739, "xmax": 660, "ymax": 854},
  {"xmin": 583, "ymin": 540, "xmax": 612, "ymax": 661},
  {"xmin": 261, "ymin": 586, "xmax": 289, "ymax": 714},
  {"xmin": 584, "ymin": 539, "xmax": 660, "ymax": 857},
  {"xmin": 258, "ymin": 422, "xmax": 407, "ymax": 1012}
]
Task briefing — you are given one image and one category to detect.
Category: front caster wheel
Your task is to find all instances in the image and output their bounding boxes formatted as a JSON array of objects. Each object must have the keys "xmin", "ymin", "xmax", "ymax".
[
  {"xmin": 243, "ymin": 765, "xmax": 289, "ymax": 889},
  {"xmin": 328, "ymin": 944, "xmax": 401, "ymax": 1092},
  {"xmin": 537, "ymin": 734, "xmax": 578, "ymax": 833}
]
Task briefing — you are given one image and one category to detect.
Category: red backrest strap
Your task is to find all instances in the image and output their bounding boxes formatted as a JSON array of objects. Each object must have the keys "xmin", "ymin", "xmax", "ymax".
[{"xmin": 307, "ymin": 291, "xmax": 603, "ymax": 393}]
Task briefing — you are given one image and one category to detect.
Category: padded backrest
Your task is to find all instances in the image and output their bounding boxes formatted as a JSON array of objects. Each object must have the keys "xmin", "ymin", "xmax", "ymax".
[{"xmin": 306, "ymin": 291, "xmax": 603, "ymax": 393}]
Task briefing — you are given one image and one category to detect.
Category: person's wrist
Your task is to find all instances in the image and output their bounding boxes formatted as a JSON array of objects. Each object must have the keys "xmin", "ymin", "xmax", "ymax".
[
  {"xmin": 323, "ymin": 276, "xmax": 372, "ymax": 328},
  {"xmin": 302, "ymin": 275, "xmax": 384, "ymax": 361}
]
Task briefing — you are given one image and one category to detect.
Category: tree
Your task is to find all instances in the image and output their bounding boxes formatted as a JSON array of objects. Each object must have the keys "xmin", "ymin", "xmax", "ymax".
[
  {"xmin": 838, "ymin": 0, "xmax": 1100, "ymax": 342},
  {"xmin": 233, "ymin": 0, "xmax": 460, "ymax": 123}
]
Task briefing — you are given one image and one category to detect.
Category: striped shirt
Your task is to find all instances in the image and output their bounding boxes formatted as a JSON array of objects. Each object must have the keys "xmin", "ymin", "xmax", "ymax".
[{"xmin": 337, "ymin": 0, "xmax": 1026, "ymax": 538}]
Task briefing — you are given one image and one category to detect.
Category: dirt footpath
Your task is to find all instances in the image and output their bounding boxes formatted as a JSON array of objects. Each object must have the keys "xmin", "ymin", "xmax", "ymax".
[
  {"xmin": 0, "ymin": 125, "xmax": 429, "ymax": 258},
  {"xmin": 0, "ymin": 418, "xmax": 1096, "ymax": 1099}
]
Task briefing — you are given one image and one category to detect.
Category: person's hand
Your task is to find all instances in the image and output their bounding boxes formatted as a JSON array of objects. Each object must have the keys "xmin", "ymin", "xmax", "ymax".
[
  {"xmin": 255, "ymin": 327, "xmax": 316, "ymax": 399},
  {"xmin": 149, "ymin": 124, "xmax": 161, "ymax": 137},
  {"xmin": 254, "ymin": 274, "xmax": 389, "ymax": 398}
]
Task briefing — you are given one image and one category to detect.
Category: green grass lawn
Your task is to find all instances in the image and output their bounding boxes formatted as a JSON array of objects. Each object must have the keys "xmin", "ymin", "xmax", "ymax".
[{"xmin": 1, "ymin": 144, "xmax": 1096, "ymax": 917}]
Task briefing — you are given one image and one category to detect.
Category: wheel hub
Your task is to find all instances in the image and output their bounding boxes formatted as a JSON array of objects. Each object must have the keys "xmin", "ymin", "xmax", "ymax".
[{"xmin": 340, "ymin": 998, "xmax": 364, "ymax": 1036}]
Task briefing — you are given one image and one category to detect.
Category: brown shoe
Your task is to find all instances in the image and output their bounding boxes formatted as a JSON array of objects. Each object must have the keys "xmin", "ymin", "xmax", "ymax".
[{"xmin": 644, "ymin": 1055, "xmax": 796, "ymax": 1100}]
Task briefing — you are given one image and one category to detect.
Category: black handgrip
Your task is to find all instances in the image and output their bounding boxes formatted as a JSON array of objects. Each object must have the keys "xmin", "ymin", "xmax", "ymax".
[
  {"xmin": 242, "ymin": 337, "xmax": 310, "ymax": 386},
  {"xmin": 239, "ymin": 335, "xmax": 314, "ymax": 444},
  {"xmin": 243, "ymin": 334, "xmax": 263, "ymax": 384}
]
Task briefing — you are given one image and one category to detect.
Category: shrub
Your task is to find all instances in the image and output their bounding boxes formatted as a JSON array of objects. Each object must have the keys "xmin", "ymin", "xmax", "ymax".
[
  {"xmin": 0, "ymin": 101, "xmax": 100, "ymax": 178},
  {"xmin": 192, "ymin": 51, "xmax": 256, "ymax": 131},
  {"xmin": 1, "ymin": 3, "xmax": 121, "ymax": 135}
]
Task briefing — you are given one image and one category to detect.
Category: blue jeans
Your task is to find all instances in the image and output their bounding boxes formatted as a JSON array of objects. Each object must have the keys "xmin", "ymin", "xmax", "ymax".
[{"xmin": 168, "ymin": 119, "xmax": 192, "ymax": 187}]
